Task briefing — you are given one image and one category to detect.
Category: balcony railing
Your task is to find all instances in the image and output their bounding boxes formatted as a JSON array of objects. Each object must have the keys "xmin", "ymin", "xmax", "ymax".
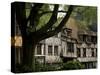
[{"xmin": 77, "ymin": 57, "xmax": 97, "ymax": 62}]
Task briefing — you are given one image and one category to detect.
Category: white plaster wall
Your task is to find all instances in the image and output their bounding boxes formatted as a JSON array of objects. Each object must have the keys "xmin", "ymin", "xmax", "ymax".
[
  {"xmin": 77, "ymin": 57, "xmax": 97, "ymax": 62},
  {"xmin": 45, "ymin": 56, "xmax": 62, "ymax": 63},
  {"xmin": 74, "ymin": 43, "xmax": 77, "ymax": 57},
  {"xmin": 77, "ymin": 43, "xmax": 97, "ymax": 62},
  {"xmin": 44, "ymin": 37, "xmax": 62, "ymax": 63},
  {"xmin": 45, "ymin": 37, "xmax": 61, "ymax": 45},
  {"xmin": 61, "ymin": 41, "xmax": 66, "ymax": 56}
]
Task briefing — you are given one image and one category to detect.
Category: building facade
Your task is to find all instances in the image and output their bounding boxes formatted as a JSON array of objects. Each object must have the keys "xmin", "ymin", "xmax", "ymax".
[
  {"xmin": 13, "ymin": 18, "xmax": 97, "ymax": 69},
  {"xmin": 77, "ymin": 30, "xmax": 97, "ymax": 68},
  {"xmin": 34, "ymin": 27, "xmax": 97, "ymax": 69}
]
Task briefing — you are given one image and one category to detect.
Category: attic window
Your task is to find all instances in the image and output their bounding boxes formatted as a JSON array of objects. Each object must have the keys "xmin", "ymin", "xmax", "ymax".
[
  {"xmin": 67, "ymin": 28, "xmax": 72, "ymax": 36},
  {"xmin": 67, "ymin": 31, "xmax": 71, "ymax": 36},
  {"xmin": 63, "ymin": 28, "xmax": 67, "ymax": 34}
]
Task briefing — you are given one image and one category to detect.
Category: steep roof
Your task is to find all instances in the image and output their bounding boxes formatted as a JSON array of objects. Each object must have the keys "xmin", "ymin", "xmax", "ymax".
[
  {"xmin": 64, "ymin": 17, "xmax": 79, "ymax": 39},
  {"xmin": 64, "ymin": 17, "xmax": 97, "ymax": 39}
]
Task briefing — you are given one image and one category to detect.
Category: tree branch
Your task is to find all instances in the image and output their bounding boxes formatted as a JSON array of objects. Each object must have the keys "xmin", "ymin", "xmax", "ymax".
[
  {"xmin": 39, "ymin": 10, "xmax": 68, "ymax": 17},
  {"xmin": 30, "ymin": 4, "xmax": 59, "ymax": 36},
  {"xmin": 26, "ymin": 3, "xmax": 43, "ymax": 29},
  {"xmin": 39, "ymin": 5, "xmax": 74, "ymax": 41},
  {"xmin": 54, "ymin": 5, "xmax": 74, "ymax": 33}
]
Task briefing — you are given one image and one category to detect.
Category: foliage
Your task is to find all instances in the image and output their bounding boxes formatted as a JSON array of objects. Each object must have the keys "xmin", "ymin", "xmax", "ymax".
[
  {"xmin": 15, "ymin": 60, "xmax": 85, "ymax": 72},
  {"xmin": 15, "ymin": 64, "xmax": 33, "ymax": 73},
  {"xmin": 58, "ymin": 5, "xmax": 97, "ymax": 31},
  {"xmin": 35, "ymin": 62, "xmax": 61, "ymax": 71},
  {"xmin": 72, "ymin": 6, "xmax": 97, "ymax": 31},
  {"xmin": 61, "ymin": 60, "xmax": 85, "ymax": 70},
  {"xmin": 37, "ymin": 13, "xmax": 52, "ymax": 30},
  {"xmin": 34, "ymin": 60, "xmax": 85, "ymax": 71},
  {"xmin": 88, "ymin": 22, "xmax": 97, "ymax": 32}
]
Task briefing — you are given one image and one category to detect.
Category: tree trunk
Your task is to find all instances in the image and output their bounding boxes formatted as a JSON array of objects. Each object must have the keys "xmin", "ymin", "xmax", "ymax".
[{"xmin": 22, "ymin": 36, "xmax": 37, "ymax": 72}]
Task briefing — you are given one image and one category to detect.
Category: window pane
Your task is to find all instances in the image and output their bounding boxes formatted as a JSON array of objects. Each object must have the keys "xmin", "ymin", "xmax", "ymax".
[
  {"xmin": 37, "ymin": 44, "xmax": 41, "ymax": 55},
  {"xmin": 83, "ymin": 48, "xmax": 86, "ymax": 57},
  {"xmin": 95, "ymin": 48, "xmax": 97, "ymax": 57},
  {"xmin": 83, "ymin": 35, "xmax": 87, "ymax": 42},
  {"xmin": 77, "ymin": 48, "xmax": 81, "ymax": 57},
  {"xmin": 54, "ymin": 46, "xmax": 58, "ymax": 56},
  {"xmin": 67, "ymin": 42, "xmax": 74, "ymax": 52},
  {"xmin": 91, "ymin": 48, "xmax": 94, "ymax": 57},
  {"xmin": 48, "ymin": 45, "xmax": 52, "ymax": 55}
]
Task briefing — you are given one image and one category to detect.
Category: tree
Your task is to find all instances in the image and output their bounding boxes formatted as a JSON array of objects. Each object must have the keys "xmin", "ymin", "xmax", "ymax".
[
  {"xmin": 12, "ymin": 2, "xmax": 74, "ymax": 72},
  {"xmin": 72, "ymin": 6, "xmax": 97, "ymax": 31}
]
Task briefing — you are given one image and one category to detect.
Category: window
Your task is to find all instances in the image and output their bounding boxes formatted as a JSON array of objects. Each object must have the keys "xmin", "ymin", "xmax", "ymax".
[
  {"xmin": 48, "ymin": 45, "xmax": 52, "ymax": 55},
  {"xmin": 95, "ymin": 37, "xmax": 97, "ymax": 43},
  {"xmin": 87, "ymin": 36, "xmax": 91, "ymax": 42},
  {"xmin": 91, "ymin": 36, "xmax": 97, "ymax": 43},
  {"xmin": 83, "ymin": 35, "xmax": 87, "ymax": 42},
  {"xmin": 95, "ymin": 48, "xmax": 97, "ymax": 57},
  {"xmin": 37, "ymin": 44, "xmax": 42, "ymax": 55},
  {"xmin": 83, "ymin": 48, "xmax": 86, "ymax": 57},
  {"xmin": 79, "ymin": 35, "xmax": 83, "ymax": 41},
  {"xmin": 67, "ymin": 28, "xmax": 72, "ymax": 37},
  {"xmin": 67, "ymin": 31, "xmax": 71, "ymax": 37},
  {"xmin": 67, "ymin": 42, "xmax": 74, "ymax": 52},
  {"xmin": 91, "ymin": 48, "xmax": 94, "ymax": 57},
  {"xmin": 77, "ymin": 48, "xmax": 81, "ymax": 57},
  {"xmin": 54, "ymin": 46, "xmax": 58, "ymax": 56}
]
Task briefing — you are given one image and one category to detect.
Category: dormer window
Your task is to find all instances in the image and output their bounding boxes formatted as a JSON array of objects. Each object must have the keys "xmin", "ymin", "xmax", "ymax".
[
  {"xmin": 63, "ymin": 28, "xmax": 67, "ymax": 34},
  {"xmin": 62, "ymin": 28, "xmax": 72, "ymax": 37},
  {"xmin": 67, "ymin": 28, "xmax": 72, "ymax": 37}
]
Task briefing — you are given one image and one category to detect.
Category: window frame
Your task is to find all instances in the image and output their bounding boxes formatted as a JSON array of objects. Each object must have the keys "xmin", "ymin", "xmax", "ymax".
[
  {"xmin": 37, "ymin": 44, "xmax": 42, "ymax": 55},
  {"xmin": 54, "ymin": 45, "xmax": 59, "ymax": 56},
  {"xmin": 67, "ymin": 42, "xmax": 74, "ymax": 53},
  {"xmin": 48, "ymin": 45, "xmax": 52, "ymax": 55},
  {"xmin": 83, "ymin": 48, "xmax": 86, "ymax": 57}
]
